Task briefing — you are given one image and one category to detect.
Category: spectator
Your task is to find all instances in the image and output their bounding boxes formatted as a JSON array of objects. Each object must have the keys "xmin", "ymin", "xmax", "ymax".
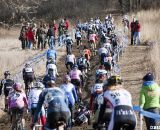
[
  {"xmin": 139, "ymin": 73, "xmax": 160, "ymax": 130},
  {"xmin": 27, "ymin": 27, "xmax": 35, "ymax": 49},
  {"xmin": 53, "ymin": 20, "xmax": 57, "ymax": 38},
  {"xmin": 130, "ymin": 17, "xmax": 136, "ymax": 45},
  {"xmin": 64, "ymin": 18, "xmax": 70, "ymax": 32},
  {"xmin": 134, "ymin": 20, "xmax": 141, "ymax": 45},
  {"xmin": 47, "ymin": 24, "xmax": 55, "ymax": 48},
  {"xmin": 19, "ymin": 22, "xmax": 28, "ymax": 49}
]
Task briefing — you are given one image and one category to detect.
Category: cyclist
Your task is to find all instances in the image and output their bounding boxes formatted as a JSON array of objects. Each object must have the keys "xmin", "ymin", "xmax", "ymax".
[
  {"xmin": 46, "ymin": 57, "xmax": 56, "ymax": 67},
  {"xmin": 43, "ymin": 72, "xmax": 55, "ymax": 87},
  {"xmin": 77, "ymin": 54, "xmax": 88, "ymax": 76},
  {"xmin": 22, "ymin": 63, "xmax": 35, "ymax": 91},
  {"xmin": 75, "ymin": 29, "xmax": 82, "ymax": 47},
  {"xmin": 28, "ymin": 81, "xmax": 46, "ymax": 129},
  {"xmin": 65, "ymin": 34, "xmax": 74, "ymax": 54},
  {"xmin": 60, "ymin": 75, "xmax": 78, "ymax": 123},
  {"xmin": 103, "ymin": 53, "xmax": 113, "ymax": 72},
  {"xmin": 90, "ymin": 80, "xmax": 104, "ymax": 123},
  {"xmin": 98, "ymin": 45, "xmax": 109, "ymax": 65},
  {"xmin": 98, "ymin": 76, "xmax": 136, "ymax": 130},
  {"xmin": 0, "ymin": 71, "xmax": 14, "ymax": 111},
  {"xmin": 65, "ymin": 52, "xmax": 76, "ymax": 70},
  {"xmin": 83, "ymin": 46, "xmax": 91, "ymax": 71},
  {"xmin": 46, "ymin": 61, "xmax": 59, "ymax": 81},
  {"xmin": 8, "ymin": 83, "xmax": 28, "ymax": 130},
  {"xmin": 95, "ymin": 65, "xmax": 108, "ymax": 83},
  {"xmin": 88, "ymin": 31, "xmax": 98, "ymax": 55},
  {"xmin": 33, "ymin": 79, "xmax": 71, "ymax": 130},
  {"xmin": 46, "ymin": 47, "xmax": 57, "ymax": 63},
  {"xmin": 69, "ymin": 65, "xmax": 83, "ymax": 100},
  {"xmin": 139, "ymin": 73, "xmax": 160, "ymax": 130}
]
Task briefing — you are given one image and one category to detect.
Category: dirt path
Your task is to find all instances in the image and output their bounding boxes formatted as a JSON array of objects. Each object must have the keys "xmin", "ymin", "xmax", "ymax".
[{"xmin": 119, "ymin": 45, "xmax": 152, "ymax": 130}]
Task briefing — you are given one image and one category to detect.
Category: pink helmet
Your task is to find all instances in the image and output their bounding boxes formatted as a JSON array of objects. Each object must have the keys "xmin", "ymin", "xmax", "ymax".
[{"xmin": 13, "ymin": 83, "xmax": 23, "ymax": 91}]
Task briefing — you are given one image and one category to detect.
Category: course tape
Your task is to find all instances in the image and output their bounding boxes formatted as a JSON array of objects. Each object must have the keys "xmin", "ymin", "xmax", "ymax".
[{"xmin": 133, "ymin": 105, "xmax": 160, "ymax": 120}]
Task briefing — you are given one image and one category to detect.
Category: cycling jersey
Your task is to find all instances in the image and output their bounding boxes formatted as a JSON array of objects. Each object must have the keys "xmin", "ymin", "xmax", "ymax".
[
  {"xmin": 89, "ymin": 34, "xmax": 97, "ymax": 43},
  {"xmin": 69, "ymin": 69, "xmax": 82, "ymax": 80},
  {"xmin": 75, "ymin": 31, "xmax": 81, "ymax": 38},
  {"xmin": 90, "ymin": 83, "xmax": 104, "ymax": 110},
  {"xmin": 103, "ymin": 56, "xmax": 112, "ymax": 63},
  {"xmin": 0, "ymin": 78, "xmax": 14, "ymax": 96},
  {"xmin": 103, "ymin": 43, "xmax": 112, "ymax": 52},
  {"xmin": 98, "ymin": 88, "xmax": 136, "ymax": 130},
  {"xmin": 66, "ymin": 54, "xmax": 76, "ymax": 64},
  {"xmin": 46, "ymin": 64, "xmax": 58, "ymax": 79},
  {"xmin": 96, "ymin": 69, "xmax": 107, "ymax": 77},
  {"xmin": 77, "ymin": 57, "xmax": 87, "ymax": 69},
  {"xmin": 8, "ymin": 91, "xmax": 28, "ymax": 109},
  {"xmin": 47, "ymin": 49, "xmax": 57, "ymax": 61},
  {"xmin": 28, "ymin": 88, "xmax": 43, "ymax": 110},
  {"xmin": 60, "ymin": 83, "xmax": 78, "ymax": 107},
  {"xmin": 34, "ymin": 87, "xmax": 71, "ymax": 125},
  {"xmin": 83, "ymin": 49, "xmax": 91, "ymax": 60},
  {"xmin": 65, "ymin": 36, "xmax": 73, "ymax": 46},
  {"xmin": 98, "ymin": 47, "xmax": 108, "ymax": 56}
]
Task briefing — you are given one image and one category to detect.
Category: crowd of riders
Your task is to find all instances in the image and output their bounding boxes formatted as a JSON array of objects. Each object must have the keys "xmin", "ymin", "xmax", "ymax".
[{"xmin": 0, "ymin": 15, "xmax": 158, "ymax": 130}]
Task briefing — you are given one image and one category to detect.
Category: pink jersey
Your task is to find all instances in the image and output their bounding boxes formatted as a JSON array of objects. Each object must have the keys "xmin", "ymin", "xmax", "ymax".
[
  {"xmin": 89, "ymin": 34, "xmax": 97, "ymax": 43},
  {"xmin": 69, "ymin": 69, "xmax": 82, "ymax": 80},
  {"xmin": 8, "ymin": 91, "xmax": 28, "ymax": 109}
]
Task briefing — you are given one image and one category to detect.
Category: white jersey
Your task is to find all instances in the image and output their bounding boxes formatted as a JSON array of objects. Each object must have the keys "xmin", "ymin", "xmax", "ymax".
[
  {"xmin": 25, "ymin": 67, "xmax": 33, "ymax": 73},
  {"xmin": 96, "ymin": 69, "xmax": 107, "ymax": 76},
  {"xmin": 46, "ymin": 63, "xmax": 58, "ymax": 77},
  {"xmin": 28, "ymin": 88, "xmax": 43, "ymax": 109},
  {"xmin": 75, "ymin": 31, "xmax": 81, "ymax": 38},
  {"xmin": 66, "ymin": 54, "xmax": 75, "ymax": 63},
  {"xmin": 91, "ymin": 83, "xmax": 103, "ymax": 94},
  {"xmin": 103, "ymin": 88, "xmax": 132, "ymax": 107},
  {"xmin": 98, "ymin": 47, "xmax": 108, "ymax": 56}
]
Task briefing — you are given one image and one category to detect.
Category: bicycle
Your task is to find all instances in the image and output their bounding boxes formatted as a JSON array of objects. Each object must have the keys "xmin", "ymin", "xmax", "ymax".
[
  {"xmin": 89, "ymin": 41, "xmax": 97, "ymax": 56},
  {"xmin": 10, "ymin": 108, "xmax": 24, "ymax": 130}
]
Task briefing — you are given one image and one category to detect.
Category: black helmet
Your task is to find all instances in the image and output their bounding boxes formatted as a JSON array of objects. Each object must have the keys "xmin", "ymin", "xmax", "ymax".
[
  {"xmin": 143, "ymin": 73, "xmax": 154, "ymax": 81},
  {"xmin": 107, "ymin": 75, "xmax": 122, "ymax": 86},
  {"xmin": 4, "ymin": 71, "xmax": 10, "ymax": 76}
]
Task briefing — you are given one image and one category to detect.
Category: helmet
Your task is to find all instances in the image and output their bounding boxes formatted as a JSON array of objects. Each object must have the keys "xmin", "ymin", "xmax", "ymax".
[
  {"xmin": 143, "ymin": 73, "xmax": 154, "ymax": 81},
  {"xmin": 34, "ymin": 81, "xmax": 44, "ymax": 88},
  {"xmin": 73, "ymin": 64, "xmax": 78, "ymax": 69},
  {"xmin": 107, "ymin": 75, "xmax": 122, "ymax": 86},
  {"xmin": 4, "ymin": 71, "xmax": 10, "ymax": 76},
  {"xmin": 25, "ymin": 62, "xmax": 31, "ymax": 67},
  {"xmin": 13, "ymin": 83, "xmax": 23, "ymax": 91},
  {"xmin": 63, "ymin": 75, "xmax": 71, "ymax": 82}
]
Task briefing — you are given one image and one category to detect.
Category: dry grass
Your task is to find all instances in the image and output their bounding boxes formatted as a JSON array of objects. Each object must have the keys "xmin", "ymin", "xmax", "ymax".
[
  {"xmin": 131, "ymin": 9, "xmax": 160, "ymax": 42},
  {"xmin": 0, "ymin": 29, "xmax": 40, "ymax": 78}
]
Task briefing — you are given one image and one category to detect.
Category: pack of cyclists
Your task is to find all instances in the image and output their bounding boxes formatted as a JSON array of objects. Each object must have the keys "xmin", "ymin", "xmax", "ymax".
[{"xmin": 0, "ymin": 15, "xmax": 151, "ymax": 130}]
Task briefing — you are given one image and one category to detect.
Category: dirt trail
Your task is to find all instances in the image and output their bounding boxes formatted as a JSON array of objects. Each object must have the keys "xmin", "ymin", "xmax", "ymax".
[{"xmin": 119, "ymin": 45, "xmax": 152, "ymax": 130}]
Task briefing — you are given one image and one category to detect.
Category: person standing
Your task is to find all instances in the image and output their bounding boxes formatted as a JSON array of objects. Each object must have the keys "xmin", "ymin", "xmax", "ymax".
[
  {"xmin": 139, "ymin": 73, "xmax": 160, "ymax": 130},
  {"xmin": 134, "ymin": 20, "xmax": 141, "ymax": 45},
  {"xmin": 130, "ymin": 17, "xmax": 136, "ymax": 45}
]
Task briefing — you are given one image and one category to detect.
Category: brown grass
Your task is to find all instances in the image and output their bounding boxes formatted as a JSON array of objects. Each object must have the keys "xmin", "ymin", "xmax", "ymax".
[
  {"xmin": 131, "ymin": 9, "xmax": 160, "ymax": 42},
  {"xmin": 0, "ymin": 29, "xmax": 40, "ymax": 78}
]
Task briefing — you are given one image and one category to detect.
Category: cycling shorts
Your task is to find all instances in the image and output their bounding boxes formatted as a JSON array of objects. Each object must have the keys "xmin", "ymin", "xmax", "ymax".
[
  {"xmin": 109, "ymin": 105, "xmax": 136, "ymax": 130},
  {"xmin": 10, "ymin": 107, "xmax": 24, "ymax": 117},
  {"xmin": 46, "ymin": 111, "xmax": 70, "ymax": 129},
  {"xmin": 71, "ymin": 79, "xmax": 81, "ymax": 87}
]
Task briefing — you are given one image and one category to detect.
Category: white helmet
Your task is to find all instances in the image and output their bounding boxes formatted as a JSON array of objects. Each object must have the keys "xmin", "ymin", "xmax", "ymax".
[{"xmin": 34, "ymin": 81, "xmax": 44, "ymax": 89}]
